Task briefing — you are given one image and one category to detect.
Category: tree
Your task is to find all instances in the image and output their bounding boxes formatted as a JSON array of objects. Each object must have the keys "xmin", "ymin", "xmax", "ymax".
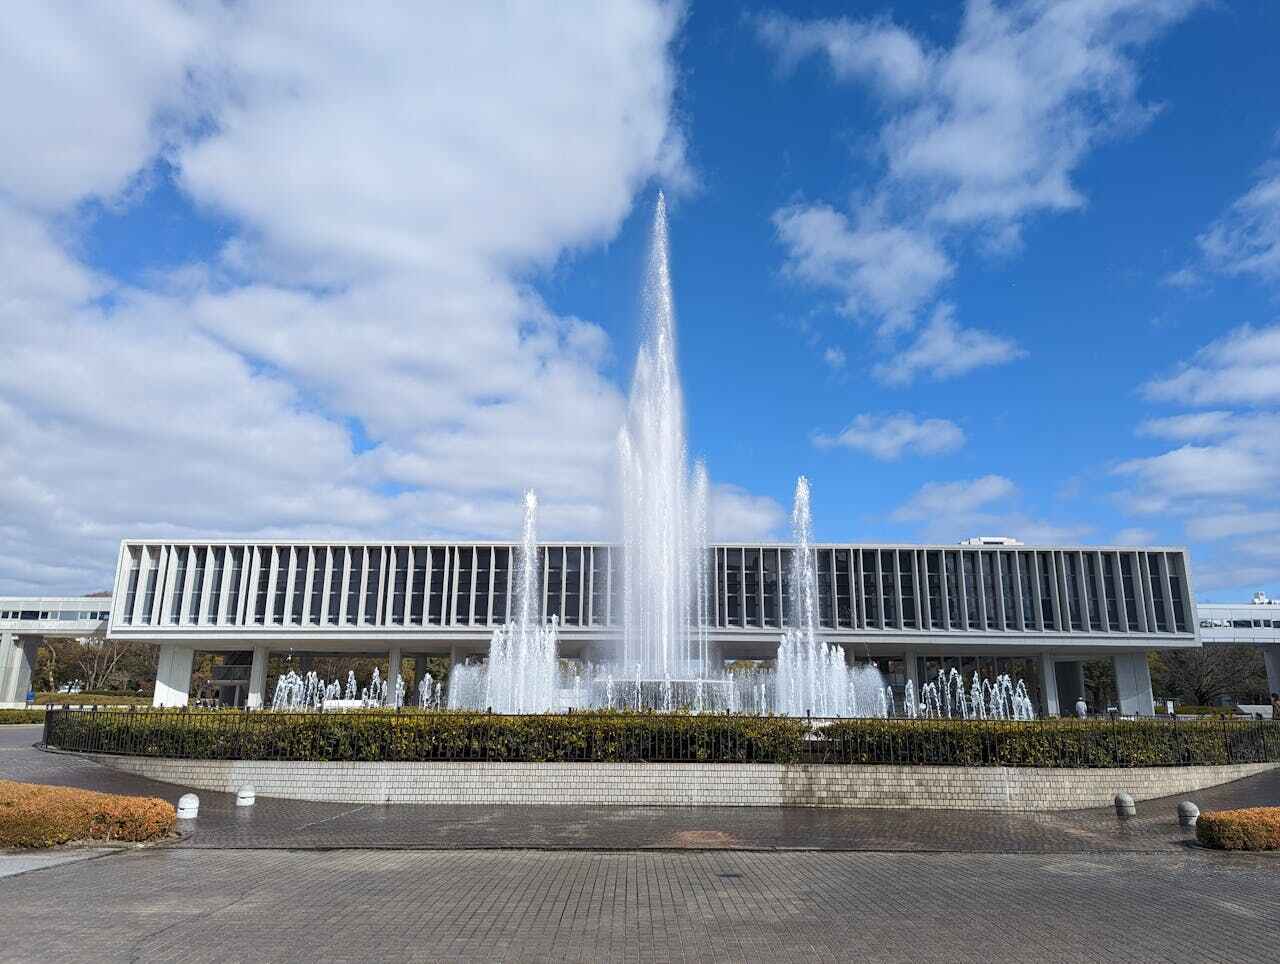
[{"xmin": 1149, "ymin": 646, "xmax": 1269, "ymax": 707}]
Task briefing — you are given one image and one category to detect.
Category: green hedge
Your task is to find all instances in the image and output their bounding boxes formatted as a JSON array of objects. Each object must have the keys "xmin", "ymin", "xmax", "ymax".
[
  {"xmin": 0, "ymin": 709, "xmax": 45, "ymax": 725},
  {"xmin": 42, "ymin": 709, "xmax": 1280, "ymax": 767}
]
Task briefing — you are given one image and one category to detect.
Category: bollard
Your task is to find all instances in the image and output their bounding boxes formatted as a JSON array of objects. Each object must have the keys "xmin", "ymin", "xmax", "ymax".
[
  {"xmin": 1114, "ymin": 792, "xmax": 1136, "ymax": 818},
  {"xmin": 236, "ymin": 785, "xmax": 256, "ymax": 807},
  {"xmin": 176, "ymin": 793, "xmax": 199, "ymax": 819},
  {"xmin": 1177, "ymin": 800, "xmax": 1200, "ymax": 829}
]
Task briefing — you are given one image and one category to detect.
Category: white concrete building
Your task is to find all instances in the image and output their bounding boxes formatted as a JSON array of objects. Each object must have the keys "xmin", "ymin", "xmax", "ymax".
[
  {"xmin": 1197, "ymin": 593, "xmax": 1280, "ymax": 698},
  {"xmin": 86, "ymin": 539, "xmax": 1197, "ymax": 716},
  {"xmin": 0, "ymin": 599, "xmax": 110, "ymax": 707}
]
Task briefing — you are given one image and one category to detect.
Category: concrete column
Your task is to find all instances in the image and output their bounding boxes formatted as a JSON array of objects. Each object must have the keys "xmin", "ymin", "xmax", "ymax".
[
  {"xmin": 1114, "ymin": 651, "xmax": 1155, "ymax": 717},
  {"xmin": 1039, "ymin": 654, "xmax": 1060, "ymax": 717},
  {"xmin": 388, "ymin": 645, "xmax": 403, "ymax": 706},
  {"xmin": 152, "ymin": 644, "xmax": 195, "ymax": 707},
  {"xmin": 246, "ymin": 646, "xmax": 270, "ymax": 709},
  {"xmin": 902, "ymin": 650, "xmax": 919, "ymax": 694},
  {"xmin": 1, "ymin": 633, "xmax": 38, "ymax": 704},
  {"xmin": 0, "ymin": 631, "xmax": 20, "ymax": 703},
  {"xmin": 1261, "ymin": 645, "xmax": 1280, "ymax": 702}
]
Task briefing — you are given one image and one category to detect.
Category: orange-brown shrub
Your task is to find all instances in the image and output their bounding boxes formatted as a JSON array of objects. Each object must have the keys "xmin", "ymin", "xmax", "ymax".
[
  {"xmin": 1195, "ymin": 807, "xmax": 1280, "ymax": 851},
  {"xmin": 0, "ymin": 780, "xmax": 176, "ymax": 848}
]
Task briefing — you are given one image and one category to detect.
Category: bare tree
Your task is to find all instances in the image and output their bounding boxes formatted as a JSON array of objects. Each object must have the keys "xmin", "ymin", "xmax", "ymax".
[
  {"xmin": 70, "ymin": 635, "xmax": 144, "ymax": 693},
  {"xmin": 1150, "ymin": 646, "xmax": 1268, "ymax": 707}
]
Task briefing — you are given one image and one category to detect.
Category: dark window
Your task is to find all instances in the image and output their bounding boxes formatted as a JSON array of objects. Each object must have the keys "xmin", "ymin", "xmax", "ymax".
[
  {"xmin": 122, "ymin": 549, "xmax": 142, "ymax": 624},
  {"xmin": 408, "ymin": 548, "xmax": 426, "ymax": 625},
  {"xmin": 779, "ymin": 549, "xmax": 794, "ymax": 627},
  {"xmin": 428, "ymin": 547, "xmax": 448, "ymax": 625},
  {"xmin": 140, "ymin": 547, "xmax": 161, "ymax": 624},
  {"xmin": 944, "ymin": 551, "xmax": 960, "ymax": 627},
  {"xmin": 926, "ymin": 551, "xmax": 944, "ymax": 629},
  {"xmin": 543, "ymin": 547, "xmax": 561, "ymax": 624},
  {"xmin": 899, "ymin": 551, "xmax": 916, "ymax": 629},
  {"xmin": 169, "ymin": 549, "xmax": 188, "ymax": 624},
  {"xmin": 980, "ymin": 552, "xmax": 999, "ymax": 631},
  {"xmin": 1063, "ymin": 553, "xmax": 1082, "ymax": 630},
  {"xmin": 817, "ymin": 549, "xmax": 834, "ymax": 628},
  {"xmin": 725, "ymin": 549, "xmax": 742, "ymax": 626},
  {"xmin": 999, "ymin": 553, "xmax": 1016, "ymax": 630},
  {"xmin": 962, "ymin": 552, "xmax": 978, "ymax": 628},
  {"xmin": 1168, "ymin": 556, "xmax": 1188, "ymax": 632},
  {"xmin": 1084, "ymin": 553, "xmax": 1102, "ymax": 631},
  {"xmin": 1018, "ymin": 552, "xmax": 1035, "ymax": 629},
  {"xmin": 455, "ymin": 546, "xmax": 475, "ymax": 624},
  {"xmin": 743, "ymin": 548, "xmax": 761, "ymax": 627},
  {"xmin": 862, "ymin": 550, "xmax": 881, "ymax": 627},
  {"xmin": 288, "ymin": 548, "xmax": 305, "ymax": 625},
  {"xmin": 1102, "ymin": 554, "xmax": 1119, "ymax": 630},
  {"xmin": 562, "ymin": 548, "xmax": 580, "ymax": 626},
  {"xmin": 363, "ymin": 547, "xmax": 383, "ymax": 623},
  {"xmin": 763, "ymin": 549, "xmax": 781, "ymax": 628},
  {"xmin": 345, "ymin": 549, "xmax": 363, "ymax": 624},
  {"xmin": 224, "ymin": 547, "xmax": 244, "ymax": 626},
  {"xmin": 1038, "ymin": 553, "xmax": 1057, "ymax": 629},
  {"xmin": 188, "ymin": 547, "xmax": 206, "ymax": 623},
  {"xmin": 206, "ymin": 548, "xmax": 224, "ymax": 625},
  {"xmin": 327, "ymin": 551, "xmax": 344, "ymax": 625},
  {"xmin": 391, "ymin": 547, "xmax": 408, "ymax": 625},
  {"xmin": 309, "ymin": 549, "xmax": 326, "ymax": 624},
  {"xmin": 588, "ymin": 547, "xmax": 609, "ymax": 624},
  {"xmin": 1149, "ymin": 554, "xmax": 1169, "ymax": 632},
  {"xmin": 1120, "ymin": 554, "xmax": 1138, "ymax": 627},
  {"xmin": 879, "ymin": 550, "xmax": 898, "ymax": 629},
  {"xmin": 493, "ymin": 547, "xmax": 511, "ymax": 625},
  {"xmin": 834, "ymin": 549, "xmax": 853, "ymax": 628}
]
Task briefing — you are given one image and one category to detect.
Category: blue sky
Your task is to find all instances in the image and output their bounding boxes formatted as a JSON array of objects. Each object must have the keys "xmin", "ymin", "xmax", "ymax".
[{"xmin": 2, "ymin": 1, "xmax": 1279, "ymax": 600}]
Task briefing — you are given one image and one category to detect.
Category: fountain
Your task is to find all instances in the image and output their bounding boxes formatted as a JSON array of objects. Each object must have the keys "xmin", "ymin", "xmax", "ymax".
[{"xmin": 261, "ymin": 193, "xmax": 1038, "ymax": 720}]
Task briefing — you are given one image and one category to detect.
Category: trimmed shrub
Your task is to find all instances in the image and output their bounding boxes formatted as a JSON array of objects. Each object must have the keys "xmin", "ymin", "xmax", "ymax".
[
  {"xmin": 0, "ymin": 709, "xmax": 45, "ymax": 725},
  {"xmin": 0, "ymin": 780, "xmax": 176, "ymax": 848},
  {"xmin": 1196, "ymin": 807, "xmax": 1280, "ymax": 851},
  {"xmin": 41, "ymin": 708, "xmax": 1280, "ymax": 768}
]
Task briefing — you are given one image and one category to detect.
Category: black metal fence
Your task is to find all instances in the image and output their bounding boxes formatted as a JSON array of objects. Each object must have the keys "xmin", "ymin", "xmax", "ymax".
[{"xmin": 41, "ymin": 707, "xmax": 1280, "ymax": 768}]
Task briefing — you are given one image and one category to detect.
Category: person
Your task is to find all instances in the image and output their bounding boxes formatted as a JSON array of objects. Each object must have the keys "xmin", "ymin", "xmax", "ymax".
[
  {"xmin": 1270, "ymin": 692, "xmax": 1280, "ymax": 721},
  {"xmin": 1074, "ymin": 695, "xmax": 1088, "ymax": 719}
]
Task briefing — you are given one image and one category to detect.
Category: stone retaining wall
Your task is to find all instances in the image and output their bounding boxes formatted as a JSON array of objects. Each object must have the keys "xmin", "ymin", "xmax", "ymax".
[{"xmin": 85, "ymin": 754, "xmax": 1277, "ymax": 811}]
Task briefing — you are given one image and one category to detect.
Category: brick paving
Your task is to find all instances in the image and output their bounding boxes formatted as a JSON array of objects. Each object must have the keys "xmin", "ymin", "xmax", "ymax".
[
  {"xmin": 1, "ymin": 847, "xmax": 1278, "ymax": 963},
  {"xmin": 5, "ymin": 725, "xmax": 1280, "ymax": 962}
]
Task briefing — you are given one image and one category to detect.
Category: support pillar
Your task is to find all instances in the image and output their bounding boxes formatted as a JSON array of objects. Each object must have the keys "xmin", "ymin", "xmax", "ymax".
[
  {"xmin": 0, "ymin": 633, "xmax": 38, "ymax": 705},
  {"xmin": 1263, "ymin": 645, "xmax": 1280, "ymax": 705},
  {"xmin": 388, "ymin": 646, "xmax": 403, "ymax": 706},
  {"xmin": 1113, "ymin": 651, "xmax": 1155, "ymax": 717},
  {"xmin": 901, "ymin": 650, "xmax": 919, "ymax": 694},
  {"xmin": 153, "ymin": 644, "xmax": 194, "ymax": 707},
  {"xmin": 1039, "ymin": 654, "xmax": 1060, "ymax": 717},
  {"xmin": 246, "ymin": 646, "xmax": 270, "ymax": 709}
]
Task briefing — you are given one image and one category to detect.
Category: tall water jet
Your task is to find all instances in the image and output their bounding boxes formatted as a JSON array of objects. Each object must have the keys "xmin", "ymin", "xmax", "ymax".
[
  {"xmin": 617, "ymin": 192, "xmax": 707, "ymax": 679},
  {"xmin": 775, "ymin": 476, "xmax": 887, "ymax": 717},
  {"xmin": 481, "ymin": 490, "xmax": 559, "ymax": 713}
]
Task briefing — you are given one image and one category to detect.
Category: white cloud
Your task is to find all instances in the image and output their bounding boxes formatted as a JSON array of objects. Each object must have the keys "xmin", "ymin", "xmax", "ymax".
[
  {"xmin": 1112, "ymin": 527, "xmax": 1156, "ymax": 546},
  {"xmin": 1196, "ymin": 171, "xmax": 1280, "ymax": 282},
  {"xmin": 872, "ymin": 304, "xmax": 1024, "ymax": 385},
  {"xmin": 1144, "ymin": 324, "xmax": 1280, "ymax": 406},
  {"xmin": 891, "ymin": 474, "xmax": 1014, "ymax": 522},
  {"xmin": 1186, "ymin": 511, "xmax": 1280, "ymax": 542},
  {"xmin": 772, "ymin": 204, "xmax": 952, "ymax": 335},
  {"xmin": 758, "ymin": 0, "xmax": 1198, "ymax": 370},
  {"xmin": 709, "ymin": 484, "xmax": 786, "ymax": 541},
  {"xmin": 754, "ymin": 13, "xmax": 930, "ymax": 98},
  {"xmin": 0, "ymin": 2, "xmax": 699, "ymax": 594},
  {"xmin": 814, "ymin": 412, "xmax": 964, "ymax": 461},
  {"xmin": 888, "ymin": 473, "xmax": 1089, "ymax": 544},
  {"xmin": 822, "ymin": 346, "xmax": 847, "ymax": 370}
]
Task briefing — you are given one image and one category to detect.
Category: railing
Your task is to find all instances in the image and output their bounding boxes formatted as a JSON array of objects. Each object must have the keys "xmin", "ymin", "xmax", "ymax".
[{"xmin": 41, "ymin": 707, "xmax": 1280, "ymax": 768}]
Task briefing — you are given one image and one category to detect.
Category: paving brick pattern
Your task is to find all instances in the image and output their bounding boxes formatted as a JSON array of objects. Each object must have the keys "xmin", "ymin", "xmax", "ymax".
[
  {"xmin": 1, "ymin": 847, "xmax": 1278, "ymax": 963},
  {"xmin": 87, "ymin": 754, "xmax": 1278, "ymax": 811}
]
